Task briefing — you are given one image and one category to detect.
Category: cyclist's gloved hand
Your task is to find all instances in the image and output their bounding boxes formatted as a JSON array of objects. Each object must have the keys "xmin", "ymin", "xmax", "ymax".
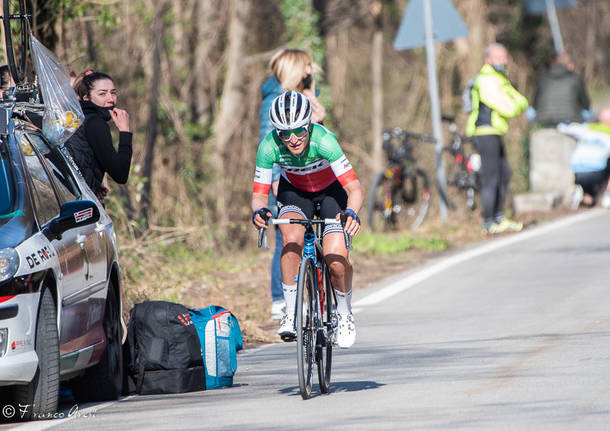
[
  {"xmin": 339, "ymin": 208, "xmax": 361, "ymax": 237},
  {"xmin": 252, "ymin": 207, "xmax": 271, "ymax": 228}
]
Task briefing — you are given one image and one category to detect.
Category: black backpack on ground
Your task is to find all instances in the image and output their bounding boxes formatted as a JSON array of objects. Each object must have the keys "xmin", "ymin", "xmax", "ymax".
[{"xmin": 123, "ymin": 301, "xmax": 205, "ymax": 395}]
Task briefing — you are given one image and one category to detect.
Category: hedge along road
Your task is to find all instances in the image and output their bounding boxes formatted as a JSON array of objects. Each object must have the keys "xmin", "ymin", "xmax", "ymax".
[{"xmin": 8, "ymin": 209, "xmax": 610, "ymax": 430}]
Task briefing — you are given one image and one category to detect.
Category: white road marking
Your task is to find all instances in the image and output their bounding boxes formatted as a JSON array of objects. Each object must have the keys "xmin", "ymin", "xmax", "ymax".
[{"xmin": 353, "ymin": 209, "xmax": 605, "ymax": 309}]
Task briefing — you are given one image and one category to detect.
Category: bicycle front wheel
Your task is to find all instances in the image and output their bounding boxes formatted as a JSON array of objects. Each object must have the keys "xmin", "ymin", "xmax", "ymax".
[
  {"xmin": 400, "ymin": 167, "xmax": 431, "ymax": 229},
  {"xmin": 316, "ymin": 262, "xmax": 334, "ymax": 393},
  {"xmin": 296, "ymin": 258, "xmax": 316, "ymax": 400}
]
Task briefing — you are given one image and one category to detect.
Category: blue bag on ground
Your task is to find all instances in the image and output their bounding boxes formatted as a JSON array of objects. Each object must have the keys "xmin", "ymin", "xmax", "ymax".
[{"xmin": 189, "ymin": 305, "xmax": 243, "ymax": 389}]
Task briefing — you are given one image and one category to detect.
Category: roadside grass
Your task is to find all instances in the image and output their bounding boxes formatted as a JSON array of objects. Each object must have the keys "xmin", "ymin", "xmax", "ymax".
[{"xmin": 354, "ymin": 231, "xmax": 449, "ymax": 255}]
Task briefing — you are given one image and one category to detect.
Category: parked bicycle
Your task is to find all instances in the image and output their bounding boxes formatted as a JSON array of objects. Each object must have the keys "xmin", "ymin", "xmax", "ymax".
[
  {"xmin": 367, "ymin": 127, "xmax": 434, "ymax": 231},
  {"xmin": 441, "ymin": 114, "xmax": 482, "ymax": 212},
  {"xmin": 258, "ymin": 210, "xmax": 351, "ymax": 399},
  {"xmin": 441, "ymin": 114, "xmax": 515, "ymax": 215}
]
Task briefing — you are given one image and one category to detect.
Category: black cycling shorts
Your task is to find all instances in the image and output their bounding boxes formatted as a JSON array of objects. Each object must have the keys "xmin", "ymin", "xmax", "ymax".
[{"xmin": 277, "ymin": 177, "xmax": 347, "ymax": 236}]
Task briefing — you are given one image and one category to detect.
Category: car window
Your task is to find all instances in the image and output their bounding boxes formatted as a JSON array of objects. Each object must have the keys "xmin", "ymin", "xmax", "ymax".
[
  {"xmin": 19, "ymin": 134, "xmax": 60, "ymax": 226},
  {"xmin": 26, "ymin": 133, "xmax": 80, "ymax": 203}
]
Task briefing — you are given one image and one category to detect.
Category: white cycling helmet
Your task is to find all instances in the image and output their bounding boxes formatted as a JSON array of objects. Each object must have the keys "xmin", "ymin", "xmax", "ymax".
[{"xmin": 269, "ymin": 90, "xmax": 312, "ymax": 130}]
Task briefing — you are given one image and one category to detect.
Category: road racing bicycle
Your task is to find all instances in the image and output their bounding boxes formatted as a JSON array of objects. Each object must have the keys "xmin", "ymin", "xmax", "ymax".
[{"xmin": 258, "ymin": 209, "xmax": 351, "ymax": 399}]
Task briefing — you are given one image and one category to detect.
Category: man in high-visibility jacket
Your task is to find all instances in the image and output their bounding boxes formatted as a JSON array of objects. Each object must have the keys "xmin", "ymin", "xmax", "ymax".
[{"xmin": 466, "ymin": 43, "xmax": 528, "ymax": 233}]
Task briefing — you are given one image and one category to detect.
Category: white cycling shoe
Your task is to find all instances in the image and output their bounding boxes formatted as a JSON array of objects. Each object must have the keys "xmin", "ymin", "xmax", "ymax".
[
  {"xmin": 277, "ymin": 313, "xmax": 296, "ymax": 341},
  {"xmin": 336, "ymin": 313, "xmax": 356, "ymax": 348}
]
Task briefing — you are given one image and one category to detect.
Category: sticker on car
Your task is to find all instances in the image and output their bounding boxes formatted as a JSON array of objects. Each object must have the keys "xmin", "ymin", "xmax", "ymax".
[{"xmin": 74, "ymin": 207, "xmax": 93, "ymax": 223}]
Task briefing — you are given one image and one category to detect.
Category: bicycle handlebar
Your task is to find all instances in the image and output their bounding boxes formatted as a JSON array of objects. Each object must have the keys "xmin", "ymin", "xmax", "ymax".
[
  {"xmin": 257, "ymin": 217, "xmax": 353, "ymax": 251},
  {"xmin": 383, "ymin": 127, "xmax": 436, "ymax": 144}
]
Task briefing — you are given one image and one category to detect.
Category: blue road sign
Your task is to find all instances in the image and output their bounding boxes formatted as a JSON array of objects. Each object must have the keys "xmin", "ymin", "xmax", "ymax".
[
  {"xmin": 524, "ymin": 0, "xmax": 577, "ymax": 15},
  {"xmin": 393, "ymin": 0, "xmax": 468, "ymax": 51}
]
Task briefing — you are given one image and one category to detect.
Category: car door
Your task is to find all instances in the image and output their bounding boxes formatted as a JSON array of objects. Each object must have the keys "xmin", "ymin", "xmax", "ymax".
[
  {"xmin": 27, "ymin": 133, "xmax": 108, "ymax": 288},
  {"xmin": 21, "ymin": 133, "xmax": 106, "ymax": 354}
]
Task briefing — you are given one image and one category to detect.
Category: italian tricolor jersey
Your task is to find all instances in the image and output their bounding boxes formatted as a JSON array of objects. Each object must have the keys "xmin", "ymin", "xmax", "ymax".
[{"xmin": 253, "ymin": 123, "xmax": 358, "ymax": 194}]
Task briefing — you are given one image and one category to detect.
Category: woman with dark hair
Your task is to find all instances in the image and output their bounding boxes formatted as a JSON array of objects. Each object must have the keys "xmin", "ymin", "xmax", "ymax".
[{"xmin": 65, "ymin": 70, "xmax": 132, "ymax": 201}]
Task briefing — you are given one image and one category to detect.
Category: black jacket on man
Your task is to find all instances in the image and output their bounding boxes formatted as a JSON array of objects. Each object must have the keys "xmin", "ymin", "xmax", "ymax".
[
  {"xmin": 533, "ymin": 64, "xmax": 590, "ymax": 126},
  {"xmin": 65, "ymin": 100, "xmax": 132, "ymax": 196}
]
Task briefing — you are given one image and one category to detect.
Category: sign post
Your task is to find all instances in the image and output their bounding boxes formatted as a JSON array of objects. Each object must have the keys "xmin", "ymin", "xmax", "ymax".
[
  {"xmin": 394, "ymin": 0, "xmax": 468, "ymax": 221},
  {"xmin": 523, "ymin": 0, "xmax": 578, "ymax": 54}
]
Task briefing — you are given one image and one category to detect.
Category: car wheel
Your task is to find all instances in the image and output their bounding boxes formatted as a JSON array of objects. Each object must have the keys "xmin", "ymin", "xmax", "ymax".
[
  {"xmin": 12, "ymin": 287, "xmax": 60, "ymax": 421},
  {"xmin": 71, "ymin": 280, "xmax": 123, "ymax": 402}
]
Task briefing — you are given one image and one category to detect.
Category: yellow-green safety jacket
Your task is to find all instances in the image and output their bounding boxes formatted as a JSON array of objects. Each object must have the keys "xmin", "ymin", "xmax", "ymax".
[{"xmin": 466, "ymin": 64, "xmax": 528, "ymax": 137}]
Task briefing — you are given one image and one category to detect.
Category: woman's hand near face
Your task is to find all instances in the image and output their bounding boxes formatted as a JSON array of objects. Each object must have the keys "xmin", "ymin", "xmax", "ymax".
[
  {"xmin": 110, "ymin": 108, "xmax": 130, "ymax": 132},
  {"xmin": 302, "ymin": 88, "xmax": 326, "ymax": 123}
]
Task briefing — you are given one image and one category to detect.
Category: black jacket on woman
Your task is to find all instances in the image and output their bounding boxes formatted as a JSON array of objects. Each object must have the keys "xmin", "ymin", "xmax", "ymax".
[{"xmin": 65, "ymin": 100, "xmax": 132, "ymax": 196}]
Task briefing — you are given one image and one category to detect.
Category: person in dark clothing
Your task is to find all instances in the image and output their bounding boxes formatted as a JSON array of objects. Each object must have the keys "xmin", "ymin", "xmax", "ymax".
[
  {"xmin": 532, "ymin": 52, "xmax": 590, "ymax": 126},
  {"xmin": 65, "ymin": 70, "xmax": 132, "ymax": 201}
]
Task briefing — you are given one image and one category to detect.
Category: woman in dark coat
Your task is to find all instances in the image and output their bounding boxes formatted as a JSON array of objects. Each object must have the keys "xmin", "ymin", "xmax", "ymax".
[{"xmin": 65, "ymin": 70, "xmax": 132, "ymax": 201}]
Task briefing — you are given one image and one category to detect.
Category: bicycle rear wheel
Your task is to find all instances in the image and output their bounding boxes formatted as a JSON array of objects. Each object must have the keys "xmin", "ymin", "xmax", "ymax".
[
  {"xmin": 316, "ymin": 261, "xmax": 334, "ymax": 393},
  {"xmin": 296, "ymin": 258, "xmax": 316, "ymax": 400},
  {"xmin": 2, "ymin": 0, "xmax": 28, "ymax": 85},
  {"xmin": 367, "ymin": 171, "xmax": 393, "ymax": 232},
  {"xmin": 399, "ymin": 167, "xmax": 431, "ymax": 229}
]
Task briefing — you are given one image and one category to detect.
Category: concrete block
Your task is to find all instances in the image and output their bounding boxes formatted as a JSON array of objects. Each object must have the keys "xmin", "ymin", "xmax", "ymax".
[
  {"xmin": 514, "ymin": 192, "xmax": 562, "ymax": 213},
  {"xmin": 529, "ymin": 129, "xmax": 577, "ymax": 202}
]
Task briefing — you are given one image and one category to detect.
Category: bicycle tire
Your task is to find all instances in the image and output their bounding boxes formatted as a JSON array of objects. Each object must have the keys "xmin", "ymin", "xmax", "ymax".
[
  {"xmin": 316, "ymin": 261, "xmax": 334, "ymax": 393},
  {"xmin": 2, "ymin": 0, "xmax": 28, "ymax": 85},
  {"xmin": 296, "ymin": 257, "xmax": 316, "ymax": 400},
  {"xmin": 367, "ymin": 171, "xmax": 392, "ymax": 232},
  {"xmin": 400, "ymin": 167, "xmax": 430, "ymax": 229}
]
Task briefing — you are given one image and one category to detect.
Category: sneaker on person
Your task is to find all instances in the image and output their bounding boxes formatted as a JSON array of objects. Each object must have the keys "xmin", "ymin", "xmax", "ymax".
[
  {"xmin": 570, "ymin": 184, "xmax": 584, "ymax": 210},
  {"xmin": 495, "ymin": 217, "xmax": 523, "ymax": 232},
  {"xmin": 271, "ymin": 299, "xmax": 286, "ymax": 321},
  {"xmin": 336, "ymin": 313, "xmax": 356, "ymax": 348},
  {"xmin": 601, "ymin": 190, "xmax": 610, "ymax": 209},
  {"xmin": 486, "ymin": 222, "xmax": 505, "ymax": 234},
  {"xmin": 277, "ymin": 313, "xmax": 296, "ymax": 341}
]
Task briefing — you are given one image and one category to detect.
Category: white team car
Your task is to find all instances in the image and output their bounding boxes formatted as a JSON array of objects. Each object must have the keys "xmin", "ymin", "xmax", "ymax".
[{"xmin": 0, "ymin": 104, "xmax": 125, "ymax": 421}]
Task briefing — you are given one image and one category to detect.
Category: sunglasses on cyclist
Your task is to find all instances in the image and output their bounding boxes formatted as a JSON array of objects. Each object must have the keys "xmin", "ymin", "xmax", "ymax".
[{"xmin": 277, "ymin": 126, "xmax": 309, "ymax": 141}]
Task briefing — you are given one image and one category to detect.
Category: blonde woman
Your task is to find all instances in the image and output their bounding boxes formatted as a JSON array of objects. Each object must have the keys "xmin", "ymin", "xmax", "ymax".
[{"xmin": 258, "ymin": 48, "xmax": 327, "ymax": 321}]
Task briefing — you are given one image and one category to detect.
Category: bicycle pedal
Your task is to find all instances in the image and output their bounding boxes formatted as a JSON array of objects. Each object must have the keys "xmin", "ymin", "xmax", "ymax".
[{"xmin": 280, "ymin": 333, "xmax": 296, "ymax": 342}]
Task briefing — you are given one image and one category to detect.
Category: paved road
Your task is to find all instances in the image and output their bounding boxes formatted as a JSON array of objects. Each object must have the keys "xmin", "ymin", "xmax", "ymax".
[{"xmin": 9, "ymin": 210, "xmax": 610, "ymax": 430}]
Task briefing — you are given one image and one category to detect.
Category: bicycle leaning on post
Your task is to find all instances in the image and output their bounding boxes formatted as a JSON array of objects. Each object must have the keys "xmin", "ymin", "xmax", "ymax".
[
  {"xmin": 258, "ymin": 209, "xmax": 352, "ymax": 400},
  {"xmin": 367, "ymin": 127, "xmax": 435, "ymax": 231},
  {"xmin": 441, "ymin": 114, "xmax": 482, "ymax": 212},
  {"xmin": 441, "ymin": 114, "xmax": 515, "ymax": 216}
]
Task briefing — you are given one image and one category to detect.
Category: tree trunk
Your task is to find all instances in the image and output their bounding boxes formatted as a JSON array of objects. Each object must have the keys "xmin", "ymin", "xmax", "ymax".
[
  {"xmin": 140, "ymin": 0, "xmax": 169, "ymax": 228},
  {"xmin": 213, "ymin": 0, "xmax": 251, "ymax": 222},
  {"xmin": 371, "ymin": 1, "xmax": 384, "ymax": 175}
]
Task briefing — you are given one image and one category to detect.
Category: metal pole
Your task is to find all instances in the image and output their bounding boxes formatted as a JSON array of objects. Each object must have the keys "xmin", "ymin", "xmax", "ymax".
[
  {"xmin": 545, "ymin": 0, "xmax": 564, "ymax": 53},
  {"xmin": 423, "ymin": 0, "xmax": 447, "ymax": 220}
]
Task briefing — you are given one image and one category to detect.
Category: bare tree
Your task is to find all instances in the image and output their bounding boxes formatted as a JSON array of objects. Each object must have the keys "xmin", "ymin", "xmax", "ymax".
[
  {"xmin": 140, "ymin": 0, "xmax": 170, "ymax": 228},
  {"xmin": 371, "ymin": 1, "xmax": 384, "ymax": 175},
  {"xmin": 213, "ymin": 0, "xmax": 251, "ymax": 222}
]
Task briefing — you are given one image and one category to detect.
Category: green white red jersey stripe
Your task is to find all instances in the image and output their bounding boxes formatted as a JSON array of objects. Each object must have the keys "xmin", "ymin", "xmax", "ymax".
[{"xmin": 253, "ymin": 124, "xmax": 358, "ymax": 194}]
